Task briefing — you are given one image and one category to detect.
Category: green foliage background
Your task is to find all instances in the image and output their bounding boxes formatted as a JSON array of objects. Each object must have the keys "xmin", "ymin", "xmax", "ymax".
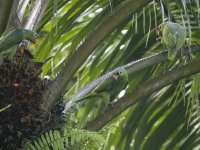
[{"xmin": 1, "ymin": 0, "xmax": 200, "ymax": 149}]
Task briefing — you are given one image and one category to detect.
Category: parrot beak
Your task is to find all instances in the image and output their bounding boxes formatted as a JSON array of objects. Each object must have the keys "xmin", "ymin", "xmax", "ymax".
[
  {"xmin": 156, "ymin": 27, "xmax": 162, "ymax": 41},
  {"xmin": 18, "ymin": 47, "xmax": 25, "ymax": 54},
  {"xmin": 31, "ymin": 38, "xmax": 37, "ymax": 44},
  {"xmin": 112, "ymin": 72, "xmax": 119, "ymax": 80},
  {"xmin": 156, "ymin": 28, "xmax": 161, "ymax": 36}
]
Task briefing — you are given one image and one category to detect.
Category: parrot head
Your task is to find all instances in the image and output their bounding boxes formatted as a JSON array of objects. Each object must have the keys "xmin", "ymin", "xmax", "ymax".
[
  {"xmin": 23, "ymin": 30, "xmax": 39, "ymax": 44},
  {"xmin": 112, "ymin": 67, "xmax": 128, "ymax": 81},
  {"xmin": 157, "ymin": 22, "xmax": 168, "ymax": 37},
  {"xmin": 30, "ymin": 32, "xmax": 39, "ymax": 44},
  {"xmin": 158, "ymin": 22, "xmax": 168, "ymax": 31}
]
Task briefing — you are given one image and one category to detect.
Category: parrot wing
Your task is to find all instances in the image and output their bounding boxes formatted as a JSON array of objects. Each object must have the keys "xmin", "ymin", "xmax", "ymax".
[
  {"xmin": 0, "ymin": 29, "xmax": 38, "ymax": 59},
  {"xmin": 0, "ymin": 29, "xmax": 21, "ymax": 52},
  {"xmin": 1, "ymin": 46, "xmax": 17, "ymax": 60},
  {"xmin": 75, "ymin": 77, "xmax": 116, "ymax": 102},
  {"xmin": 0, "ymin": 28, "xmax": 14, "ymax": 38},
  {"xmin": 166, "ymin": 33, "xmax": 177, "ymax": 60},
  {"xmin": 175, "ymin": 38, "xmax": 184, "ymax": 50},
  {"xmin": 175, "ymin": 29, "xmax": 186, "ymax": 50},
  {"xmin": 168, "ymin": 33, "xmax": 177, "ymax": 49},
  {"xmin": 93, "ymin": 76, "xmax": 116, "ymax": 93},
  {"xmin": 160, "ymin": 22, "xmax": 186, "ymax": 60}
]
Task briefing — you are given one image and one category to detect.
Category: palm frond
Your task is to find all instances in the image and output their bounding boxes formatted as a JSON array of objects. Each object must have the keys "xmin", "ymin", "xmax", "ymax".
[{"xmin": 25, "ymin": 128, "xmax": 105, "ymax": 150}]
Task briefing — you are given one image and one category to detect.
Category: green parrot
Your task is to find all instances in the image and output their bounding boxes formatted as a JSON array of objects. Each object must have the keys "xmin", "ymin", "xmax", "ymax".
[
  {"xmin": 77, "ymin": 67, "xmax": 128, "ymax": 127},
  {"xmin": 0, "ymin": 28, "xmax": 38, "ymax": 59},
  {"xmin": 157, "ymin": 22, "xmax": 186, "ymax": 60}
]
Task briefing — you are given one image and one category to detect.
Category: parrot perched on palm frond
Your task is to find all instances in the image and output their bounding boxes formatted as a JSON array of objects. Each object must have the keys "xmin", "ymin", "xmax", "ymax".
[
  {"xmin": 157, "ymin": 22, "xmax": 186, "ymax": 60},
  {"xmin": 77, "ymin": 67, "xmax": 128, "ymax": 127},
  {"xmin": 0, "ymin": 28, "xmax": 38, "ymax": 59}
]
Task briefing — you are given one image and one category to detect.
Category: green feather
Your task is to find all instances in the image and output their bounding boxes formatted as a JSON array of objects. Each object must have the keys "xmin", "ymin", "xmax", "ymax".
[
  {"xmin": 158, "ymin": 22, "xmax": 186, "ymax": 60},
  {"xmin": 0, "ymin": 28, "xmax": 38, "ymax": 59}
]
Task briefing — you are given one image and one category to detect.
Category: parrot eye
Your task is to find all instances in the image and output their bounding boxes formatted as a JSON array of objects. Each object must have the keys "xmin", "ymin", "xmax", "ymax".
[
  {"xmin": 157, "ymin": 26, "xmax": 161, "ymax": 31},
  {"xmin": 34, "ymin": 33, "xmax": 39, "ymax": 38}
]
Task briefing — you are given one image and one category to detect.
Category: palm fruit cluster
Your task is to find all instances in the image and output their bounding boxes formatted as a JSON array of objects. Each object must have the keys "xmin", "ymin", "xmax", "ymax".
[{"xmin": 0, "ymin": 54, "xmax": 64, "ymax": 149}]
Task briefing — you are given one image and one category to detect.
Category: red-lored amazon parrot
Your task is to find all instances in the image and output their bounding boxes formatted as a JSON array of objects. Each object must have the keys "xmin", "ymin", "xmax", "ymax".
[
  {"xmin": 0, "ymin": 28, "xmax": 38, "ymax": 59},
  {"xmin": 76, "ymin": 67, "xmax": 128, "ymax": 127},
  {"xmin": 157, "ymin": 22, "xmax": 186, "ymax": 60}
]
